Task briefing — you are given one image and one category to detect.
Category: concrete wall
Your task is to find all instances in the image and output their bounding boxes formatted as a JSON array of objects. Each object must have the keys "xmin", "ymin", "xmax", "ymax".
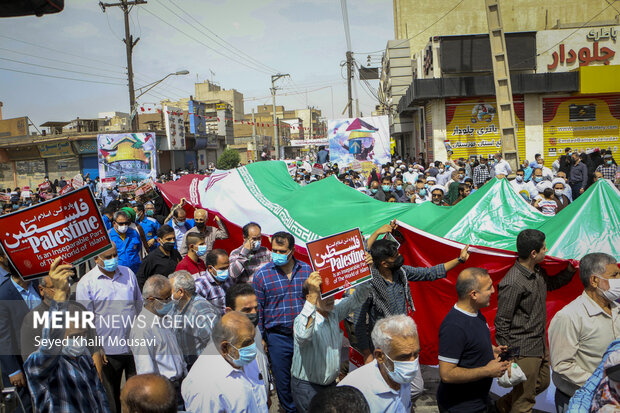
[{"xmin": 394, "ymin": 0, "xmax": 615, "ymax": 59}]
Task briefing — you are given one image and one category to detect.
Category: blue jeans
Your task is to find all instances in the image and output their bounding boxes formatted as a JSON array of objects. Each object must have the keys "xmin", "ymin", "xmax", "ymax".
[
  {"xmin": 266, "ymin": 331, "xmax": 296, "ymax": 413},
  {"xmin": 291, "ymin": 376, "xmax": 335, "ymax": 413}
]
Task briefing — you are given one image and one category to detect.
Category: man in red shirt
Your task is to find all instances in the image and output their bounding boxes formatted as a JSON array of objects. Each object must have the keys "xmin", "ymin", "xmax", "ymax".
[{"xmin": 176, "ymin": 233, "xmax": 207, "ymax": 277}]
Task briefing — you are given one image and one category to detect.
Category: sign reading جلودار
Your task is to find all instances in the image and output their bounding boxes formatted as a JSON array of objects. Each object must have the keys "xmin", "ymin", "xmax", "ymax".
[
  {"xmin": 306, "ymin": 228, "xmax": 371, "ymax": 299},
  {"xmin": 0, "ymin": 186, "xmax": 112, "ymax": 280}
]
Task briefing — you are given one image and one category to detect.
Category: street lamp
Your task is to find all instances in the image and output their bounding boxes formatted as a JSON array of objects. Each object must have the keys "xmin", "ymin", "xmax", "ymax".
[{"xmin": 131, "ymin": 70, "xmax": 190, "ymax": 130}]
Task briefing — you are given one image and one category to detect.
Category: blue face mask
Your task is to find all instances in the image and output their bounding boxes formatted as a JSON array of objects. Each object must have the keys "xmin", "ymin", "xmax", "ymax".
[
  {"xmin": 382, "ymin": 185, "xmax": 391, "ymax": 192},
  {"xmin": 230, "ymin": 342, "xmax": 257, "ymax": 367},
  {"xmin": 396, "ymin": 185, "xmax": 403, "ymax": 191},
  {"xmin": 419, "ymin": 188, "xmax": 427, "ymax": 196},
  {"xmin": 196, "ymin": 245, "xmax": 208, "ymax": 257},
  {"xmin": 146, "ymin": 209, "xmax": 154, "ymax": 217},
  {"xmin": 272, "ymin": 252, "xmax": 290, "ymax": 266},
  {"xmin": 371, "ymin": 188, "xmax": 378, "ymax": 194},
  {"xmin": 534, "ymin": 176, "xmax": 543, "ymax": 183},
  {"xmin": 214, "ymin": 268, "xmax": 229, "ymax": 282},
  {"xmin": 101, "ymin": 256, "xmax": 118, "ymax": 272},
  {"xmin": 62, "ymin": 337, "xmax": 88, "ymax": 358},
  {"xmin": 385, "ymin": 354, "xmax": 420, "ymax": 384},
  {"xmin": 155, "ymin": 300, "xmax": 174, "ymax": 316},
  {"xmin": 175, "ymin": 219, "xmax": 186, "ymax": 227}
]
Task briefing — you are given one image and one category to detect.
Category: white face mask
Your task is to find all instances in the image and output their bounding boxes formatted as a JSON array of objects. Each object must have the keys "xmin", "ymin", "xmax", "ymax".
[
  {"xmin": 116, "ymin": 224, "xmax": 128, "ymax": 234},
  {"xmin": 515, "ymin": 175, "xmax": 523, "ymax": 183},
  {"xmin": 554, "ymin": 189, "xmax": 564, "ymax": 197},
  {"xmin": 598, "ymin": 276, "xmax": 620, "ymax": 302}
]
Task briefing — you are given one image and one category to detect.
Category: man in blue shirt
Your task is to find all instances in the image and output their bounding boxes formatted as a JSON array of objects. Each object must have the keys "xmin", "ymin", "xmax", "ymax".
[
  {"xmin": 135, "ymin": 203, "xmax": 160, "ymax": 251},
  {"xmin": 253, "ymin": 231, "xmax": 311, "ymax": 413},
  {"xmin": 102, "ymin": 186, "xmax": 119, "ymax": 207},
  {"xmin": 109, "ymin": 210, "xmax": 142, "ymax": 274}
]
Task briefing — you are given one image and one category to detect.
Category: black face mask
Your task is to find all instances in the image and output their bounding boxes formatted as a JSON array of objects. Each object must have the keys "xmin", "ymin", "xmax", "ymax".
[
  {"xmin": 246, "ymin": 312, "xmax": 259, "ymax": 327},
  {"xmin": 391, "ymin": 255, "xmax": 405, "ymax": 271},
  {"xmin": 162, "ymin": 242, "xmax": 176, "ymax": 252},
  {"xmin": 195, "ymin": 222, "xmax": 206, "ymax": 230}
]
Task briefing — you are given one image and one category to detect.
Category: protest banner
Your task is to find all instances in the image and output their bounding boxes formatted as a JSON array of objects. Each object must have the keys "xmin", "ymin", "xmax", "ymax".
[
  {"xmin": 0, "ymin": 193, "xmax": 11, "ymax": 203},
  {"xmin": 102, "ymin": 177, "xmax": 116, "ymax": 190},
  {"xmin": 0, "ymin": 186, "xmax": 112, "ymax": 280},
  {"xmin": 306, "ymin": 228, "xmax": 371, "ymax": 299},
  {"xmin": 59, "ymin": 184, "xmax": 73, "ymax": 195},
  {"xmin": 135, "ymin": 179, "xmax": 158, "ymax": 202},
  {"xmin": 71, "ymin": 173, "xmax": 84, "ymax": 189},
  {"xmin": 311, "ymin": 163, "xmax": 324, "ymax": 175},
  {"xmin": 38, "ymin": 181, "xmax": 51, "ymax": 192}
]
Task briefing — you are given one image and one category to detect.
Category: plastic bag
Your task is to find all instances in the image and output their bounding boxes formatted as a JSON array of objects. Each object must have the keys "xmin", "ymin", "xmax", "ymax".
[{"xmin": 498, "ymin": 362, "xmax": 527, "ymax": 388}]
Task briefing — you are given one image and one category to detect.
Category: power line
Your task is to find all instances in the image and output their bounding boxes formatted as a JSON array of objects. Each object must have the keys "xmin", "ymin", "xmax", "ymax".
[
  {"xmin": 142, "ymin": 6, "xmax": 273, "ymax": 75},
  {"xmin": 0, "ymin": 56, "xmax": 127, "ymax": 80},
  {"xmin": 0, "ymin": 34, "xmax": 126, "ymax": 69},
  {"xmin": 0, "ymin": 66, "xmax": 126, "ymax": 85},
  {"xmin": 165, "ymin": 0, "xmax": 280, "ymax": 74},
  {"xmin": 0, "ymin": 46, "xmax": 127, "ymax": 75}
]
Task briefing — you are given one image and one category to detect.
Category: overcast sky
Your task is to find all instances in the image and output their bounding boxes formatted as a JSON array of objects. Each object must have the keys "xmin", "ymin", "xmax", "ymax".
[{"xmin": 0, "ymin": 0, "xmax": 393, "ymax": 127}]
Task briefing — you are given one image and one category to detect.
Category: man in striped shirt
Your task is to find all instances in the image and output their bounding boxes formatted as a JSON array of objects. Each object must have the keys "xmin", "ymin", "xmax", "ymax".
[{"xmin": 253, "ymin": 231, "xmax": 311, "ymax": 413}]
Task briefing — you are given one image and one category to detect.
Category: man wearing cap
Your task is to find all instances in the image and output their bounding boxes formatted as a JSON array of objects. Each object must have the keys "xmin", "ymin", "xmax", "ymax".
[{"xmin": 596, "ymin": 154, "xmax": 618, "ymax": 182}]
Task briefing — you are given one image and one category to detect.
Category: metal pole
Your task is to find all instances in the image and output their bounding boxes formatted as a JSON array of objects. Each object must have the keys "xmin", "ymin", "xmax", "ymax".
[{"xmin": 271, "ymin": 82, "xmax": 278, "ymax": 159}]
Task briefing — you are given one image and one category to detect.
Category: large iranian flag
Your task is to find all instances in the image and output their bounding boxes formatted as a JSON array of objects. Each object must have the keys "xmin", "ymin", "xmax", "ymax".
[{"xmin": 158, "ymin": 161, "xmax": 619, "ymax": 364}]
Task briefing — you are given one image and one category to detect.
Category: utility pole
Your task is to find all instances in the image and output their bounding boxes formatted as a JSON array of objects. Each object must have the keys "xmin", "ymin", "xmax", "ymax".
[
  {"xmin": 99, "ymin": 0, "xmax": 147, "ymax": 131},
  {"xmin": 252, "ymin": 109, "xmax": 257, "ymax": 161},
  {"xmin": 271, "ymin": 73, "xmax": 289, "ymax": 159},
  {"xmin": 346, "ymin": 51, "xmax": 353, "ymax": 118},
  {"xmin": 308, "ymin": 107, "xmax": 312, "ymax": 141}
]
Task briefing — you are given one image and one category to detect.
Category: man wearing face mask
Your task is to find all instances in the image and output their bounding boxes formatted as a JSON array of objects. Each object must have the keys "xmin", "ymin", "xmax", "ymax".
[
  {"xmin": 24, "ymin": 258, "xmax": 111, "ymax": 413},
  {"xmin": 176, "ymin": 233, "xmax": 208, "ymax": 276},
  {"xmin": 225, "ymin": 283, "xmax": 272, "ymax": 405},
  {"xmin": 291, "ymin": 264, "xmax": 373, "ymax": 413},
  {"xmin": 77, "ymin": 245, "xmax": 142, "ymax": 413},
  {"xmin": 355, "ymin": 223, "xmax": 470, "ymax": 398},
  {"xmin": 493, "ymin": 152, "xmax": 512, "ymax": 177},
  {"xmin": 229, "ymin": 222, "xmax": 272, "ymax": 284},
  {"xmin": 596, "ymin": 153, "xmax": 618, "ymax": 182},
  {"xmin": 548, "ymin": 253, "xmax": 620, "ymax": 412},
  {"xmin": 392, "ymin": 178, "xmax": 409, "ymax": 203},
  {"xmin": 168, "ymin": 270, "xmax": 220, "ymax": 370},
  {"xmin": 472, "ymin": 157, "xmax": 491, "ymax": 189},
  {"xmin": 411, "ymin": 179, "xmax": 429, "ymax": 204},
  {"xmin": 195, "ymin": 249, "xmax": 233, "ymax": 315},
  {"xmin": 164, "ymin": 205, "xmax": 193, "ymax": 247},
  {"xmin": 569, "ymin": 152, "xmax": 589, "ymax": 198},
  {"xmin": 179, "ymin": 209, "xmax": 229, "ymax": 257},
  {"xmin": 253, "ymin": 231, "xmax": 312, "ymax": 413},
  {"xmin": 403, "ymin": 165, "xmax": 418, "ymax": 185},
  {"xmin": 369, "ymin": 180, "xmax": 385, "ymax": 201},
  {"xmin": 340, "ymin": 314, "xmax": 420, "ymax": 412},
  {"xmin": 109, "ymin": 210, "xmax": 143, "ymax": 274},
  {"xmin": 510, "ymin": 169, "xmax": 537, "ymax": 202},
  {"xmin": 437, "ymin": 268, "xmax": 509, "ymax": 412},
  {"xmin": 136, "ymin": 225, "xmax": 182, "ymax": 291},
  {"xmin": 129, "ymin": 275, "xmax": 186, "ymax": 411},
  {"xmin": 135, "ymin": 203, "xmax": 160, "ymax": 252},
  {"xmin": 182, "ymin": 312, "xmax": 268, "ymax": 412}
]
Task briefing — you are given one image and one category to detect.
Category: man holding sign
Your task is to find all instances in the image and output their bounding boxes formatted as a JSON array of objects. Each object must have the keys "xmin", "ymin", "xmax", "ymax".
[
  {"xmin": 355, "ymin": 220, "xmax": 470, "ymax": 398},
  {"xmin": 291, "ymin": 255, "xmax": 373, "ymax": 413}
]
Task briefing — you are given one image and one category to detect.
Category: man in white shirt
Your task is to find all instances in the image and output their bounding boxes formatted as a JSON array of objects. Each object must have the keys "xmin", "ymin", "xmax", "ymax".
[
  {"xmin": 76, "ymin": 245, "xmax": 142, "ymax": 413},
  {"xmin": 130, "ymin": 275, "xmax": 186, "ymax": 410},
  {"xmin": 548, "ymin": 253, "xmax": 620, "ymax": 412},
  {"xmin": 338, "ymin": 314, "xmax": 420, "ymax": 413},
  {"xmin": 537, "ymin": 158, "xmax": 554, "ymax": 182},
  {"xmin": 182, "ymin": 311, "xmax": 268, "ymax": 413},
  {"xmin": 510, "ymin": 169, "xmax": 537, "ymax": 202},
  {"xmin": 402, "ymin": 165, "xmax": 418, "ymax": 185},
  {"xmin": 493, "ymin": 153, "xmax": 513, "ymax": 177}
]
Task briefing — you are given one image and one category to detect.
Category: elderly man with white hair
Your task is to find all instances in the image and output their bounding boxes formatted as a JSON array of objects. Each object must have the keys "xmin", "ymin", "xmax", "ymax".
[
  {"xmin": 182, "ymin": 312, "xmax": 268, "ymax": 413},
  {"xmin": 168, "ymin": 270, "xmax": 220, "ymax": 370},
  {"xmin": 548, "ymin": 253, "xmax": 620, "ymax": 412},
  {"xmin": 129, "ymin": 274, "xmax": 186, "ymax": 410},
  {"xmin": 339, "ymin": 314, "xmax": 420, "ymax": 413}
]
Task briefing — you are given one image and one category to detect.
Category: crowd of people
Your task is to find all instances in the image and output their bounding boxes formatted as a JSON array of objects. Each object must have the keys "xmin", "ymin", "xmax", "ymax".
[
  {"xmin": 0, "ymin": 148, "xmax": 617, "ymax": 413},
  {"xmin": 293, "ymin": 148, "xmax": 619, "ymax": 217}
]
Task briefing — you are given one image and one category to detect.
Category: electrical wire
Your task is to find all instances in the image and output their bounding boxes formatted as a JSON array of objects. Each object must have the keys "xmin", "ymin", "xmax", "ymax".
[
  {"xmin": 142, "ymin": 5, "xmax": 273, "ymax": 75},
  {"xmin": 0, "ymin": 56, "xmax": 127, "ymax": 80},
  {"xmin": 0, "ymin": 66, "xmax": 126, "ymax": 85},
  {"xmin": 0, "ymin": 46, "xmax": 127, "ymax": 75},
  {"xmin": 0, "ymin": 34, "xmax": 126, "ymax": 69},
  {"xmin": 166, "ymin": 0, "xmax": 280, "ymax": 74}
]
